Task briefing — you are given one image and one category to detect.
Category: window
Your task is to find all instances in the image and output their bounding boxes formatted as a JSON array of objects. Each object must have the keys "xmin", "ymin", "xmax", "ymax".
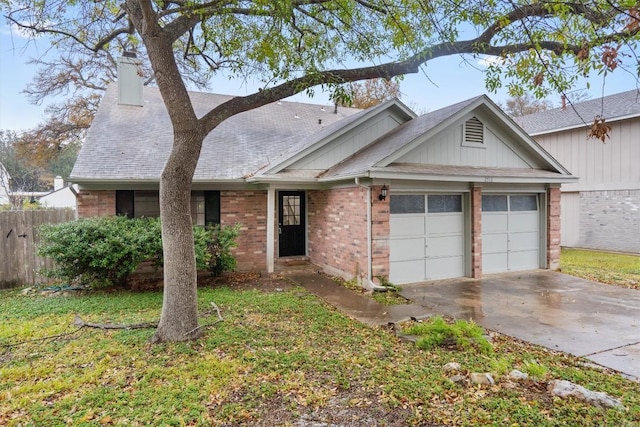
[
  {"xmin": 282, "ymin": 195, "xmax": 301, "ymax": 225},
  {"xmin": 390, "ymin": 195, "xmax": 425, "ymax": 214},
  {"xmin": 115, "ymin": 190, "xmax": 134, "ymax": 218},
  {"xmin": 427, "ymin": 195, "xmax": 462, "ymax": 213},
  {"xmin": 114, "ymin": 190, "xmax": 220, "ymax": 225},
  {"xmin": 482, "ymin": 195, "xmax": 508, "ymax": 212},
  {"xmin": 510, "ymin": 195, "xmax": 538, "ymax": 211},
  {"xmin": 463, "ymin": 116, "xmax": 484, "ymax": 146}
]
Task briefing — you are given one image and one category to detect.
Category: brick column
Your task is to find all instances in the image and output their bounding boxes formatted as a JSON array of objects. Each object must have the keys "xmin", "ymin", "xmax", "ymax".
[
  {"xmin": 76, "ymin": 190, "xmax": 116, "ymax": 217},
  {"xmin": 371, "ymin": 185, "xmax": 390, "ymax": 280},
  {"xmin": 470, "ymin": 186, "xmax": 483, "ymax": 278},
  {"xmin": 547, "ymin": 186, "xmax": 561, "ymax": 270}
]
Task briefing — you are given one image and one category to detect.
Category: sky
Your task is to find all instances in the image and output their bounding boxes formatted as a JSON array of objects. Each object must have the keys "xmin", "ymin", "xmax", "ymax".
[{"xmin": 1, "ymin": 19, "xmax": 639, "ymax": 133}]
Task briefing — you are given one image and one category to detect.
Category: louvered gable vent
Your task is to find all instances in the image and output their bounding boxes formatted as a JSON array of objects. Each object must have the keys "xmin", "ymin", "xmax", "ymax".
[{"xmin": 464, "ymin": 116, "xmax": 484, "ymax": 144}]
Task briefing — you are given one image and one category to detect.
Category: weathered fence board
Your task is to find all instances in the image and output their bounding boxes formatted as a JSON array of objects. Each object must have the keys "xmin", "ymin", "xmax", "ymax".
[{"xmin": 0, "ymin": 209, "xmax": 76, "ymax": 289}]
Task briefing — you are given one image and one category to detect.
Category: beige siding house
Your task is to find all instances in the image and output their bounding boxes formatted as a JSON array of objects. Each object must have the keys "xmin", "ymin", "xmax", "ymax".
[{"xmin": 518, "ymin": 90, "xmax": 640, "ymax": 254}]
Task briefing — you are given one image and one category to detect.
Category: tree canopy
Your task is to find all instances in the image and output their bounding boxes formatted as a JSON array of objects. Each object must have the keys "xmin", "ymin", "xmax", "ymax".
[{"xmin": 4, "ymin": 0, "xmax": 638, "ymax": 342}]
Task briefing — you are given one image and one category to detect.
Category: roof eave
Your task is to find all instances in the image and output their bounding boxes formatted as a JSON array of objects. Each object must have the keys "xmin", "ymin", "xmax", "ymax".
[
  {"xmin": 366, "ymin": 169, "xmax": 578, "ymax": 184},
  {"xmin": 527, "ymin": 112, "xmax": 640, "ymax": 136}
]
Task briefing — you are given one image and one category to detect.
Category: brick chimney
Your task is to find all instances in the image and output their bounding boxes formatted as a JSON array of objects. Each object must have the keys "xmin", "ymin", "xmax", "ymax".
[{"xmin": 117, "ymin": 53, "xmax": 143, "ymax": 106}]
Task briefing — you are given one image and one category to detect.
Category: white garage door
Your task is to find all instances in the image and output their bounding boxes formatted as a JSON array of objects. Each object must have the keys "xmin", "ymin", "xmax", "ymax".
[
  {"xmin": 389, "ymin": 194, "xmax": 465, "ymax": 284},
  {"xmin": 482, "ymin": 194, "xmax": 540, "ymax": 274}
]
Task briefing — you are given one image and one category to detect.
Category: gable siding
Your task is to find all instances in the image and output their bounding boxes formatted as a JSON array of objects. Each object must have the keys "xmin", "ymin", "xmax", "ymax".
[
  {"xmin": 534, "ymin": 117, "xmax": 639, "ymax": 191},
  {"xmin": 396, "ymin": 121, "xmax": 533, "ymax": 169},
  {"xmin": 290, "ymin": 113, "xmax": 403, "ymax": 170}
]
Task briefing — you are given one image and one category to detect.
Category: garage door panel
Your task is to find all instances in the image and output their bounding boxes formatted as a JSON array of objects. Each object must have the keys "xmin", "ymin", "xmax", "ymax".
[
  {"xmin": 508, "ymin": 250, "xmax": 539, "ymax": 270},
  {"xmin": 508, "ymin": 231, "xmax": 539, "ymax": 251},
  {"xmin": 389, "ymin": 237, "xmax": 425, "ymax": 262},
  {"xmin": 390, "ymin": 216, "xmax": 425, "ymax": 236},
  {"xmin": 390, "ymin": 193, "xmax": 465, "ymax": 283},
  {"xmin": 483, "ymin": 252, "xmax": 508, "ymax": 273},
  {"xmin": 427, "ymin": 214, "xmax": 464, "ymax": 235},
  {"xmin": 427, "ymin": 235, "xmax": 464, "ymax": 257},
  {"xmin": 509, "ymin": 212, "xmax": 539, "ymax": 232},
  {"xmin": 389, "ymin": 260, "xmax": 425, "ymax": 284},
  {"xmin": 426, "ymin": 256, "xmax": 464, "ymax": 280},
  {"xmin": 481, "ymin": 195, "xmax": 540, "ymax": 274},
  {"xmin": 483, "ymin": 213, "xmax": 509, "ymax": 233},
  {"xmin": 483, "ymin": 233, "xmax": 508, "ymax": 254}
]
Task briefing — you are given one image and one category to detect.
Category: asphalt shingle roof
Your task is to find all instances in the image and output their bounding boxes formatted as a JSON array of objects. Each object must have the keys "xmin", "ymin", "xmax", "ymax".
[
  {"xmin": 71, "ymin": 84, "xmax": 360, "ymax": 182},
  {"xmin": 517, "ymin": 89, "xmax": 640, "ymax": 135}
]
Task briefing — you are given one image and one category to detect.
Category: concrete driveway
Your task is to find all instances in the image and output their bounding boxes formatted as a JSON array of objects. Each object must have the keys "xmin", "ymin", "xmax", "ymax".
[{"xmin": 399, "ymin": 271, "xmax": 640, "ymax": 381}]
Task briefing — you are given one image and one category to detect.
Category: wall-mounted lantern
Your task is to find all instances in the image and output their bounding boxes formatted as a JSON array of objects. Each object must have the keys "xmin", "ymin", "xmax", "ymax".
[{"xmin": 378, "ymin": 184, "xmax": 388, "ymax": 201}]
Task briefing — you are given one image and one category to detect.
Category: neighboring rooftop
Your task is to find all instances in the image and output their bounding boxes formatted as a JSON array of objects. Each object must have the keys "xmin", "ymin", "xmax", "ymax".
[{"xmin": 517, "ymin": 89, "xmax": 640, "ymax": 135}]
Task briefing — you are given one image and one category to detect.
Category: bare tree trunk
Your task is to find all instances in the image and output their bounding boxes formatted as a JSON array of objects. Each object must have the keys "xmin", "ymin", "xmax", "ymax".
[{"xmin": 151, "ymin": 131, "xmax": 204, "ymax": 343}]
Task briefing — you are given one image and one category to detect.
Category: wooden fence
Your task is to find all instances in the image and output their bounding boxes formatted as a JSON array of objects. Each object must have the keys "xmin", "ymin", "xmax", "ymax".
[{"xmin": 0, "ymin": 209, "xmax": 76, "ymax": 289}]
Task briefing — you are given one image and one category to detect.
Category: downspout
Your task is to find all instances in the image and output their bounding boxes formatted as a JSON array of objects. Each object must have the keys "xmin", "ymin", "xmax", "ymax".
[{"xmin": 355, "ymin": 177, "xmax": 385, "ymax": 291}]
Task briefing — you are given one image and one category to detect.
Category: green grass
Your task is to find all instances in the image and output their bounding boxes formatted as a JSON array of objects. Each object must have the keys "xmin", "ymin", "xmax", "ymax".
[
  {"xmin": 1, "ymin": 285, "xmax": 639, "ymax": 426},
  {"xmin": 561, "ymin": 248, "xmax": 640, "ymax": 289}
]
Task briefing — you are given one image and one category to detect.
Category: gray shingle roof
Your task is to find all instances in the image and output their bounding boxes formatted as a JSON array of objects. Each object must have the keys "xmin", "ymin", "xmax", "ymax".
[
  {"xmin": 517, "ymin": 89, "xmax": 640, "ymax": 135},
  {"xmin": 71, "ymin": 84, "xmax": 360, "ymax": 182}
]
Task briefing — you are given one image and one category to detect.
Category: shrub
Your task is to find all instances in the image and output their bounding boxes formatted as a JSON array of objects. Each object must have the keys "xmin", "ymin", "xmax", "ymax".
[
  {"xmin": 38, "ymin": 216, "xmax": 163, "ymax": 288},
  {"xmin": 206, "ymin": 224, "xmax": 241, "ymax": 276},
  {"xmin": 403, "ymin": 316, "xmax": 493, "ymax": 354},
  {"xmin": 38, "ymin": 217, "xmax": 241, "ymax": 288}
]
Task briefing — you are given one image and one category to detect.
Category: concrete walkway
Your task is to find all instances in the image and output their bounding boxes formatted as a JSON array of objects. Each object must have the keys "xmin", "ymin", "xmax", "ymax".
[{"xmin": 289, "ymin": 270, "xmax": 640, "ymax": 381}]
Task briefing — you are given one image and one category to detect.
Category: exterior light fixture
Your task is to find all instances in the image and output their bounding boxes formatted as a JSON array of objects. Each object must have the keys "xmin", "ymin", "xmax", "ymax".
[{"xmin": 378, "ymin": 184, "xmax": 388, "ymax": 201}]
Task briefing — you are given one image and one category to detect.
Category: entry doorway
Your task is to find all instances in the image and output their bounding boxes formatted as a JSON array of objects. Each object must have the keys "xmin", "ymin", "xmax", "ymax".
[{"xmin": 278, "ymin": 191, "xmax": 306, "ymax": 257}]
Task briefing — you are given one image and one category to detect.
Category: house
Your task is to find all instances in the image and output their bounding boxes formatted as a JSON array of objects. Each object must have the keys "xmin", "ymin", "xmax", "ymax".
[
  {"xmin": 518, "ymin": 90, "xmax": 640, "ymax": 254},
  {"xmin": 37, "ymin": 176, "xmax": 78, "ymax": 210},
  {"xmin": 70, "ymin": 57, "xmax": 575, "ymax": 285}
]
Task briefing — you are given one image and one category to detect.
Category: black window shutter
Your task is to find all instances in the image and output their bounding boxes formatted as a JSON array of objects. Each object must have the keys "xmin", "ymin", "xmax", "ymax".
[{"xmin": 204, "ymin": 191, "xmax": 220, "ymax": 225}]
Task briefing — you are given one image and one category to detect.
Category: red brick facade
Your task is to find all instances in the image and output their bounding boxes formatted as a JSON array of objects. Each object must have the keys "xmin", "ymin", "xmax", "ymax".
[
  {"xmin": 371, "ymin": 185, "xmax": 390, "ymax": 280},
  {"xmin": 470, "ymin": 186, "xmax": 483, "ymax": 278},
  {"xmin": 307, "ymin": 187, "xmax": 369, "ymax": 280},
  {"xmin": 547, "ymin": 186, "xmax": 561, "ymax": 270},
  {"xmin": 75, "ymin": 184, "xmax": 563, "ymax": 279},
  {"xmin": 220, "ymin": 190, "xmax": 268, "ymax": 271},
  {"xmin": 77, "ymin": 190, "xmax": 116, "ymax": 217}
]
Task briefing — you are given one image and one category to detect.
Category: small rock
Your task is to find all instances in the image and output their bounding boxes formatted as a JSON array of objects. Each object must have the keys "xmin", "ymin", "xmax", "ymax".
[
  {"xmin": 443, "ymin": 362, "xmax": 461, "ymax": 372},
  {"xmin": 20, "ymin": 287, "xmax": 34, "ymax": 295},
  {"xmin": 449, "ymin": 374, "xmax": 467, "ymax": 385},
  {"xmin": 509, "ymin": 369, "xmax": 529, "ymax": 381},
  {"xmin": 548, "ymin": 379, "xmax": 624, "ymax": 409},
  {"xmin": 503, "ymin": 381, "xmax": 518, "ymax": 389},
  {"xmin": 275, "ymin": 288, "xmax": 284, "ymax": 292},
  {"xmin": 470, "ymin": 372, "xmax": 495, "ymax": 386}
]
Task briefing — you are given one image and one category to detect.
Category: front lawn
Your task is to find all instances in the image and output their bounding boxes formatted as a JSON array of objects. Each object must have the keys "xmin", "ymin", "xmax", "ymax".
[
  {"xmin": 561, "ymin": 248, "xmax": 640, "ymax": 289},
  {"xmin": 1, "ymin": 280, "xmax": 639, "ymax": 426}
]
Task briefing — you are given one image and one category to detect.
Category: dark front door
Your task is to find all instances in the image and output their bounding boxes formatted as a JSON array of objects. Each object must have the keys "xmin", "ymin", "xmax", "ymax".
[{"xmin": 278, "ymin": 191, "xmax": 306, "ymax": 257}]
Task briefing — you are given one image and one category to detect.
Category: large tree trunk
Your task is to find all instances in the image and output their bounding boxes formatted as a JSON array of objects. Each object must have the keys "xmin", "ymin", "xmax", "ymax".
[
  {"xmin": 123, "ymin": 1, "xmax": 208, "ymax": 343},
  {"xmin": 151, "ymin": 131, "xmax": 205, "ymax": 343}
]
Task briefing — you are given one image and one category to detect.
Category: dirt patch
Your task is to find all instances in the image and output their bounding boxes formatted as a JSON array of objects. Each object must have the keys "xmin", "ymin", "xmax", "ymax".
[{"xmin": 127, "ymin": 270, "xmax": 294, "ymax": 293}]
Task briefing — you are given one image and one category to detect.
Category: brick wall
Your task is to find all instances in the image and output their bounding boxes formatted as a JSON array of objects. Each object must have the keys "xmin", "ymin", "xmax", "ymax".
[
  {"xmin": 221, "ymin": 190, "xmax": 268, "ymax": 271},
  {"xmin": 578, "ymin": 189, "xmax": 640, "ymax": 253},
  {"xmin": 547, "ymin": 187, "xmax": 562, "ymax": 270},
  {"xmin": 371, "ymin": 185, "xmax": 390, "ymax": 280},
  {"xmin": 307, "ymin": 187, "xmax": 369, "ymax": 280},
  {"xmin": 77, "ymin": 190, "xmax": 116, "ymax": 217},
  {"xmin": 470, "ymin": 186, "xmax": 482, "ymax": 278}
]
